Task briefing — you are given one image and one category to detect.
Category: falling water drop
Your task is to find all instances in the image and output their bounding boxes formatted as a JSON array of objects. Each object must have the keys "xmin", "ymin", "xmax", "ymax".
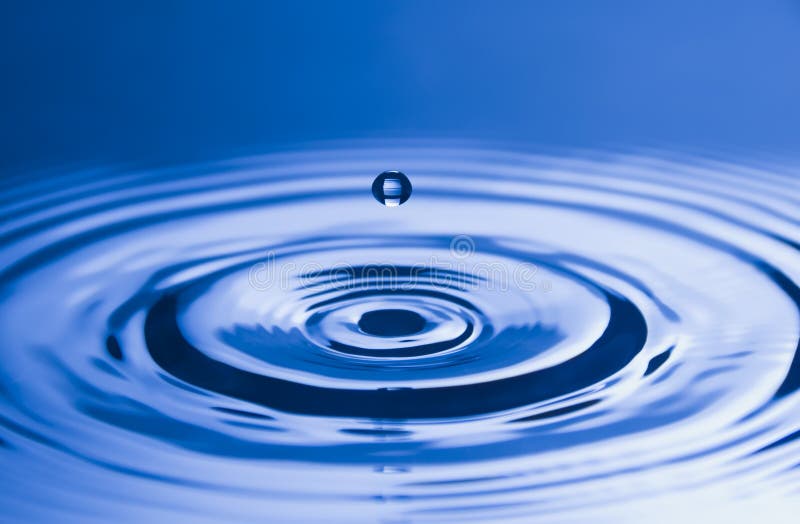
[{"xmin": 372, "ymin": 170, "xmax": 412, "ymax": 207}]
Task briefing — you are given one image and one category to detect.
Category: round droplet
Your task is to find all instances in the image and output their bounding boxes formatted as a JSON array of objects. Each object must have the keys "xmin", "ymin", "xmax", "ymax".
[{"xmin": 372, "ymin": 171, "xmax": 412, "ymax": 207}]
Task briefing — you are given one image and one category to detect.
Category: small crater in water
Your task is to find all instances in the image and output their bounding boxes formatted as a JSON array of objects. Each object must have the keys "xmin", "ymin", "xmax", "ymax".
[{"xmin": 358, "ymin": 309, "xmax": 427, "ymax": 337}]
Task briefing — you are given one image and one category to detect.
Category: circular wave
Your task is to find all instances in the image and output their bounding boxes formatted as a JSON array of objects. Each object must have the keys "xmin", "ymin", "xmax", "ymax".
[{"xmin": 1, "ymin": 146, "xmax": 799, "ymax": 521}]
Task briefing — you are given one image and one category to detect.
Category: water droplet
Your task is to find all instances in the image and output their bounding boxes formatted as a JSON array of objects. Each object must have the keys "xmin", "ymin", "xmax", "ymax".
[{"xmin": 372, "ymin": 170, "xmax": 412, "ymax": 207}]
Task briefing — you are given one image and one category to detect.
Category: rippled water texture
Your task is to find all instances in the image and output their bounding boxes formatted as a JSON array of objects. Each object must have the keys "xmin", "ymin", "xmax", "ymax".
[{"xmin": 1, "ymin": 146, "xmax": 800, "ymax": 522}]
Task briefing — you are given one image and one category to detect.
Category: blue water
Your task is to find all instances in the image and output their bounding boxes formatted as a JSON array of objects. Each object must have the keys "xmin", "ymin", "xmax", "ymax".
[{"xmin": 1, "ymin": 145, "xmax": 799, "ymax": 522}]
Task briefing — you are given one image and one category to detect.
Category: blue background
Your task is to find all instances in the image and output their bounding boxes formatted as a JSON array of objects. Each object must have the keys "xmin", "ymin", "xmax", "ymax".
[{"xmin": 2, "ymin": 0, "xmax": 799, "ymax": 174}]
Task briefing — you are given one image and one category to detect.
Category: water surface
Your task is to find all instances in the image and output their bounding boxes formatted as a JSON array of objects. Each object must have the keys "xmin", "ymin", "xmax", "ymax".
[{"xmin": 1, "ymin": 145, "xmax": 799, "ymax": 522}]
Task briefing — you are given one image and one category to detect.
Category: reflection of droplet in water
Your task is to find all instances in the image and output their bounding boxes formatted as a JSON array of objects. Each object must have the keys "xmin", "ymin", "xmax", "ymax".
[{"xmin": 372, "ymin": 170, "xmax": 412, "ymax": 207}]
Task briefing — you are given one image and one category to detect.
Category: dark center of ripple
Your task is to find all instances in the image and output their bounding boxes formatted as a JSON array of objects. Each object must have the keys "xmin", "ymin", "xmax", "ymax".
[{"xmin": 358, "ymin": 309, "xmax": 427, "ymax": 337}]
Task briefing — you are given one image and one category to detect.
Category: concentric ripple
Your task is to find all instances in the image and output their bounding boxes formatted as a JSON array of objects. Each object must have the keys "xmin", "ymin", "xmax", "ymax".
[{"xmin": 1, "ymin": 145, "xmax": 800, "ymax": 522}]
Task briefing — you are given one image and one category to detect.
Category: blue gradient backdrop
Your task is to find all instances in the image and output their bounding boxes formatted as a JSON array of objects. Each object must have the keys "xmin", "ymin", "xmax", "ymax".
[{"xmin": 1, "ymin": 0, "xmax": 799, "ymax": 173}]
